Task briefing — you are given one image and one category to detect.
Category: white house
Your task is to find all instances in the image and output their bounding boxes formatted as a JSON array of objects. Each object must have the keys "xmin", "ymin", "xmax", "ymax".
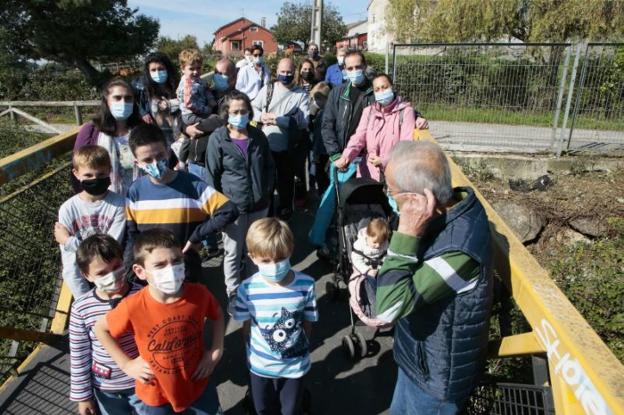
[{"xmin": 367, "ymin": 0, "xmax": 394, "ymax": 53}]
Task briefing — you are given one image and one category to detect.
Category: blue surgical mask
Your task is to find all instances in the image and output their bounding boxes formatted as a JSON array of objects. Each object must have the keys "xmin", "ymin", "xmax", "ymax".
[
  {"xmin": 277, "ymin": 74, "xmax": 294, "ymax": 85},
  {"xmin": 141, "ymin": 159, "xmax": 169, "ymax": 180},
  {"xmin": 341, "ymin": 69, "xmax": 347, "ymax": 80},
  {"xmin": 150, "ymin": 70, "xmax": 168, "ymax": 84},
  {"xmin": 375, "ymin": 88, "xmax": 394, "ymax": 106},
  {"xmin": 110, "ymin": 101, "xmax": 134, "ymax": 120},
  {"xmin": 258, "ymin": 258, "xmax": 291, "ymax": 282},
  {"xmin": 229, "ymin": 113, "xmax": 249, "ymax": 130},
  {"xmin": 346, "ymin": 69, "xmax": 365, "ymax": 85},
  {"xmin": 387, "ymin": 193, "xmax": 399, "ymax": 215},
  {"xmin": 254, "ymin": 56, "xmax": 264, "ymax": 65},
  {"xmin": 213, "ymin": 73, "xmax": 229, "ymax": 92}
]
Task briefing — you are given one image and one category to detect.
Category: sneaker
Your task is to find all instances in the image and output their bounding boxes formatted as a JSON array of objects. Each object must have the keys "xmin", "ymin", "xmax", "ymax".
[{"xmin": 200, "ymin": 246, "xmax": 223, "ymax": 261}]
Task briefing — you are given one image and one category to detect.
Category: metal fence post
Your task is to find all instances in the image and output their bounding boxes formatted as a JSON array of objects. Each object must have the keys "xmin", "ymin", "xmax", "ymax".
[
  {"xmin": 556, "ymin": 43, "xmax": 582, "ymax": 157},
  {"xmin": 566, "ymin": 44, "xmax": 591, "ymax": 151},
  {"xmin": 550, "ymin": 46, "xmax": 572, "ymax": 151},
  {"xmin": 8, "ymin": 105, "xmax": 15, "ymax": 124},
  {"xmin": 73, "ymin": 103, "xmax": 82, "ymax": 125},
  {"xmin": 392, "ymin": 44, "xmax": 398, "ymax": 83},
  {"xmin": 385, "ymin": 42, "xmax": 389, "ymax": 73}
]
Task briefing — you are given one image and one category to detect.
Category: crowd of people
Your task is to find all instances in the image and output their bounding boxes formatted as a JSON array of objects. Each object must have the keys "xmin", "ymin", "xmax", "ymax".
[{"xmin": 59, "ymin": 43, "xmax": 493, "ymax": 415}]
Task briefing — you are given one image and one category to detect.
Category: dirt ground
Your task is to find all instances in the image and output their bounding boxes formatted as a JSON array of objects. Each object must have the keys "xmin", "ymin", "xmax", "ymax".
[{"xmin": 468, "ymin": 168, "xmax": 624, "ymax": 260}]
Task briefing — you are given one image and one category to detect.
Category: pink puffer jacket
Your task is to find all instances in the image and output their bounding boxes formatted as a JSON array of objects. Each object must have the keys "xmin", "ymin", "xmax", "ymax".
[{"xmin": 341, "ymin": 97, "xmax": 416, "ymax": 181}]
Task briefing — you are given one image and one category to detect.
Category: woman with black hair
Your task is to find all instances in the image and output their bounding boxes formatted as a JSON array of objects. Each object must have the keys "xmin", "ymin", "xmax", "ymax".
[
  {"xmin": 133, "ymin": 52, "xmax": 181, "ymax": 146},
  {"xmin": 74, "ymin": 78, "xmax": 143, "ymax": 195}
]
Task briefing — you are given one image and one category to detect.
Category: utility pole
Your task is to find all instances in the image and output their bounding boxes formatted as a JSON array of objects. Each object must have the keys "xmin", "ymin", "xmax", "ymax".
[{"xmin": 310, "ymin": 0, "xmax": 323, "ymax": 48}]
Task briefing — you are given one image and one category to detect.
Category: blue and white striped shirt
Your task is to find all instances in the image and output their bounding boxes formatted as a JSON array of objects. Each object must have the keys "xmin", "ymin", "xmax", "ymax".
[{"xmin": 233, "ymin": 271, "xmax": 318, "ymax": 379}]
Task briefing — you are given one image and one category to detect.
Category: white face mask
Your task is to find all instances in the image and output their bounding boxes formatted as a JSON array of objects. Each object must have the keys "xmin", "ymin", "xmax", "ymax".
[
  {"xmin": 94, "ymin": 267, "xmax": 125, "ymax": 293},
  {"xmin": 151, "ymin": 263, "xmax": 185, "ymax": 294}
]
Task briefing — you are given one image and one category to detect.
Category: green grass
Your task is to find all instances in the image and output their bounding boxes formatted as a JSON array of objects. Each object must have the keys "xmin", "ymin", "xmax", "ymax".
[{"xmin": 419, "ymin": 103, "xmax": 624, "ymax": 131}]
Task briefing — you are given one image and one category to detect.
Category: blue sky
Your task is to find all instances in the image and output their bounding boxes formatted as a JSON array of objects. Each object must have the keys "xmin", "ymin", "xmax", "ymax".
[{"xmin": 127, "ymin": 0, "xmax": 370, "ymax": 46}]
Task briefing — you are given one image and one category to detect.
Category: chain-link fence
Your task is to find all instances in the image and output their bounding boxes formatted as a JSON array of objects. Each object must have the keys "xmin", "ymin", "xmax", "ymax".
[
  {"xmin": 567, "ymin": 43, "xmax": 624, "ymax": 153},
  {"xmin": 0, "ymin": 162, "xmax": 73, "ymax": 381},
  {"xmin": 391, "ymin": 43, "xmax": 624, "ymax": 155}
]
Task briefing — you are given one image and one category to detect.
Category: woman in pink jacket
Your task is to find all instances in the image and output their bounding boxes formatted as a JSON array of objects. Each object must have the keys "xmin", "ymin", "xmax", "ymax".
[{"xmin": 334, "ymin": 73, "xmax": 427, "ymax": 181}]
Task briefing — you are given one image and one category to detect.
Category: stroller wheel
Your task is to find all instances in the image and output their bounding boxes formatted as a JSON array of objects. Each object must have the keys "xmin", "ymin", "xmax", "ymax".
[
  {"xmin": 342, "ymin": 335, "xmax": 356, "ymax": 360},
  {"xmin": 355, "ymin": 332, "xmax": 368, "ymax": 358}
]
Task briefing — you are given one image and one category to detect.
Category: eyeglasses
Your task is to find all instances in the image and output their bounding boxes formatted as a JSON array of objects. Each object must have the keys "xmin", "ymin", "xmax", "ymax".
[{"xmin": 252, "ymin": 54, "xmax": 262, "ymax": 57}]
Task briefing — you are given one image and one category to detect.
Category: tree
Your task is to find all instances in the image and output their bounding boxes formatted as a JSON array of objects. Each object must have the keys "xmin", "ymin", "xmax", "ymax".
[
  {"xmin": 0, "ymin": 0, "xmax": 159, "ymax": 85},
  {"xmin": 387, "ymin": 0, "xmax": 624, "ymax": 43},
  {"xmin": 271, "ymin": 1, "xmax": 347, "ymax": 50},
  {"xmin": 156, "ymin": 35, "xmax": 200, "ymax": 64}
]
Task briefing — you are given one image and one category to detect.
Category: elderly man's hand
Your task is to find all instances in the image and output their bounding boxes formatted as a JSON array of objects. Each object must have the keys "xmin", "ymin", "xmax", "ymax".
[{"xmin": 397, "ymin": 188, "xmax": 436, "ymax": 237}]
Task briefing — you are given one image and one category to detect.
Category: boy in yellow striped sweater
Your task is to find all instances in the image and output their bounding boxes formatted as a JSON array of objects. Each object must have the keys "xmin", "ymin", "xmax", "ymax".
[{"xmin": 125, "ymin": 124, "xmax": 239, "ymax": 281}]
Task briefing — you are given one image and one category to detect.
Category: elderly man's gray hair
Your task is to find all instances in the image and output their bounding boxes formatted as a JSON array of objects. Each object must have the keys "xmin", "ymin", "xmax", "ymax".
[{"xmin": 389, "ymin": 141, "xmax": 453, "ymax": 205}]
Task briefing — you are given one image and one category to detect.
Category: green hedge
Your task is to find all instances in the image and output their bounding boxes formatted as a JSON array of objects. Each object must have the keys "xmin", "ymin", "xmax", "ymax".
[{"xmin": 0, "ymin": 64, "xmax": 97, "ymax": 101}]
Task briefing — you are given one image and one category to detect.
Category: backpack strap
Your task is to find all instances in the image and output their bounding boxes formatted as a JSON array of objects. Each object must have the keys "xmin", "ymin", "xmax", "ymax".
[{"xmin": 264, "ymin": 82, "xmax": 274, "ymax": 113}]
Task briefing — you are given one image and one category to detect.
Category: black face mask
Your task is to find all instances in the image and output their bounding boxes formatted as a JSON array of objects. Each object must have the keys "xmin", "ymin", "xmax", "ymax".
[
  {"xmin": 80, "ymin": 177, "xmax": 111, "ymax": 195},
  {"xmin": 301, "ymin": 71, "xmax": 315, "ymax": 82}
]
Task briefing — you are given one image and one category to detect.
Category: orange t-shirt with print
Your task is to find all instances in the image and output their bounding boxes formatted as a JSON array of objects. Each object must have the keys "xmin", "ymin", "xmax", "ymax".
[{"xmin": 106, "ymin": 282, "xmax": 220, "ymax": 412}]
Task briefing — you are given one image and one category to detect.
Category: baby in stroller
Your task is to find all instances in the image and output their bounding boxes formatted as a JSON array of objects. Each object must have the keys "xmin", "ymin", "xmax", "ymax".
[
  {"xmin": 348, "ymin": 217, "xmax": 392, "ymax": 328},
  {"xmin": 351, "ymin": 218, "xmax": 389, "ymax": 276}
]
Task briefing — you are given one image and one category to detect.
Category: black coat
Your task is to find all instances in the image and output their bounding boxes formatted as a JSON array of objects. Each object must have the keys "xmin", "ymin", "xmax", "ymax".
[
  {"xmin": 321, "ymin": 80, "xmax": 375, "ymax": 157},
  {"xmin": 205, "ymin": 125, "xmax": 275, "ymax": 214}
]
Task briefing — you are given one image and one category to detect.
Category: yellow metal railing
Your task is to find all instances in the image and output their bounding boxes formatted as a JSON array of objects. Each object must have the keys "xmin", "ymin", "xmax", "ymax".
[{"xmin": 414, "ymin": 128, "xmax": 624, "ymax": 415}]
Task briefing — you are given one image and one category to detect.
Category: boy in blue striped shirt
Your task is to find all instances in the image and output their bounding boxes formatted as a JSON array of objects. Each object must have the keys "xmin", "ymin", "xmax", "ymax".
[{"xmin": 233, "ymin": 218, "xmax": 318, "ymax": 415}]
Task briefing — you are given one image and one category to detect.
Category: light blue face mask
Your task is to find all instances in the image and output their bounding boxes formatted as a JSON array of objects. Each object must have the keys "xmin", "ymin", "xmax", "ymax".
[
  {"xmin": 150, "ymin": 70, "xmax": 168, "ymax": 84},
  {"xmin": 258, "ymin": 258, "xmax": 291, "ymax": 282},
  {"xmin": 375, "ymin": 88, "xmax": 395, "ymax": 106},
  {"xmin": 141, "ymin": 159, "xmax": 169, "ymax": 180},
  {"xmin": 346, "ymin": 69, "xmax": 365, "ymax": 85},
  {"xmin": 110, "ymin": 101, "xmax": 134, "ymax": 120},
  {"xmin": 228, "ymin": 113, "xmax": 249, "ymax": 130},
  {"xmin": 387, "ymin": 192, "xmax": 399, "ymax": 215},
  {"xmin": 213, "ymin": 73, "xmax": 229, "ymax": 92}
]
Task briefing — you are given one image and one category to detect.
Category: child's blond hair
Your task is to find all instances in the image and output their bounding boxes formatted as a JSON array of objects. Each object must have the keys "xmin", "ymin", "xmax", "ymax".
[
  {"xmin": 366, "ymin": 218, "xmax": 390, "ymax": 244},
  {"xmin": 73, "ymin": 145, "xmax": 112, "ymax": 171},
  {"xmin": 246, "ymin": 218, "xmax": 294, "ymax": 260},
  {"xmin": 179, "ymin": 48, "xmax": 203, "ymax": 68}
]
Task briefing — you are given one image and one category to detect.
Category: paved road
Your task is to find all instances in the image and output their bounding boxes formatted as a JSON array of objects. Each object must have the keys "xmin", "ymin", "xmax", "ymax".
[
  {"xmin": 430, "ymin": 120, "xmax": 624, "ymax": 154},
  {"xmin": 0, "ymin": 205, "xmax": 396, "ymax": 415}
]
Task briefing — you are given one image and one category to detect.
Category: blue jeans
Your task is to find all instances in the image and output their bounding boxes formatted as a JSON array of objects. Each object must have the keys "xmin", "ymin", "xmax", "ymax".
[
  {"xmin": 93, "ymin": 387, "xmax": 142, "ymax": 415},
  {"xmin": 188, "ymin": 162, "xmax": 208, "ymax": 181},
  {"xmin": 390, "ymin": 368, "xmax": 461, "ymax": 415},
  {"xmin": 134, "ymin": 382, "xmax": 222, "ymax": 415}
]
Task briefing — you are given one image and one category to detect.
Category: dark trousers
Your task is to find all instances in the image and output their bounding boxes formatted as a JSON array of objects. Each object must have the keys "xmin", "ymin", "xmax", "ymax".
[
  {"xmin": 293, "ymin": 150, "xmax": 308, "ymax": 201},
  {"xmin": 250, "ymin": 372, "xmax": 303, "ymax": 415},
  {"xmin": 314, "ymin": 154, "xmax": 330, "ymax": 194},
  {"xmin": 271, "ymin": 151, "xmax": 295, "ymax": 215},
  {"xmin": 184, "ymin": 249, "xmax": 203, "ymax": 283}
]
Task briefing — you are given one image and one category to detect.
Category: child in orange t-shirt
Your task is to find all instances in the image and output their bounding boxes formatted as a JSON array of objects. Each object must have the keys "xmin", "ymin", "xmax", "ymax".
[{"xmin": 95, "ymin": 228, "xmax": 224, "ymax": 414}]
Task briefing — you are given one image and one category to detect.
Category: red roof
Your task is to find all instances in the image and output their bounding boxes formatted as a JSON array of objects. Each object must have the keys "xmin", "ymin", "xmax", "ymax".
[
  {"xmin": 213, "ymin": 17, "xmax": 251, "ymax": 36},
  {"xmin": 221, "ymin": 23, "xmax": 272, "ymax": 40}
]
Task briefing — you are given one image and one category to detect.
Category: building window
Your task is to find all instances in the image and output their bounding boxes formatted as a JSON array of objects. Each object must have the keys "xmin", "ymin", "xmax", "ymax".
[
  {"xmin": 250, "ymin": 26, "xmax": 258, "ymax": 32},
  {"xmin": 231, "ymin": 40, "xmax": 241, "ymax": 50},
  {"xmin": 252, "ymin": 40, "xmax": 264, "ymax": 47}
]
